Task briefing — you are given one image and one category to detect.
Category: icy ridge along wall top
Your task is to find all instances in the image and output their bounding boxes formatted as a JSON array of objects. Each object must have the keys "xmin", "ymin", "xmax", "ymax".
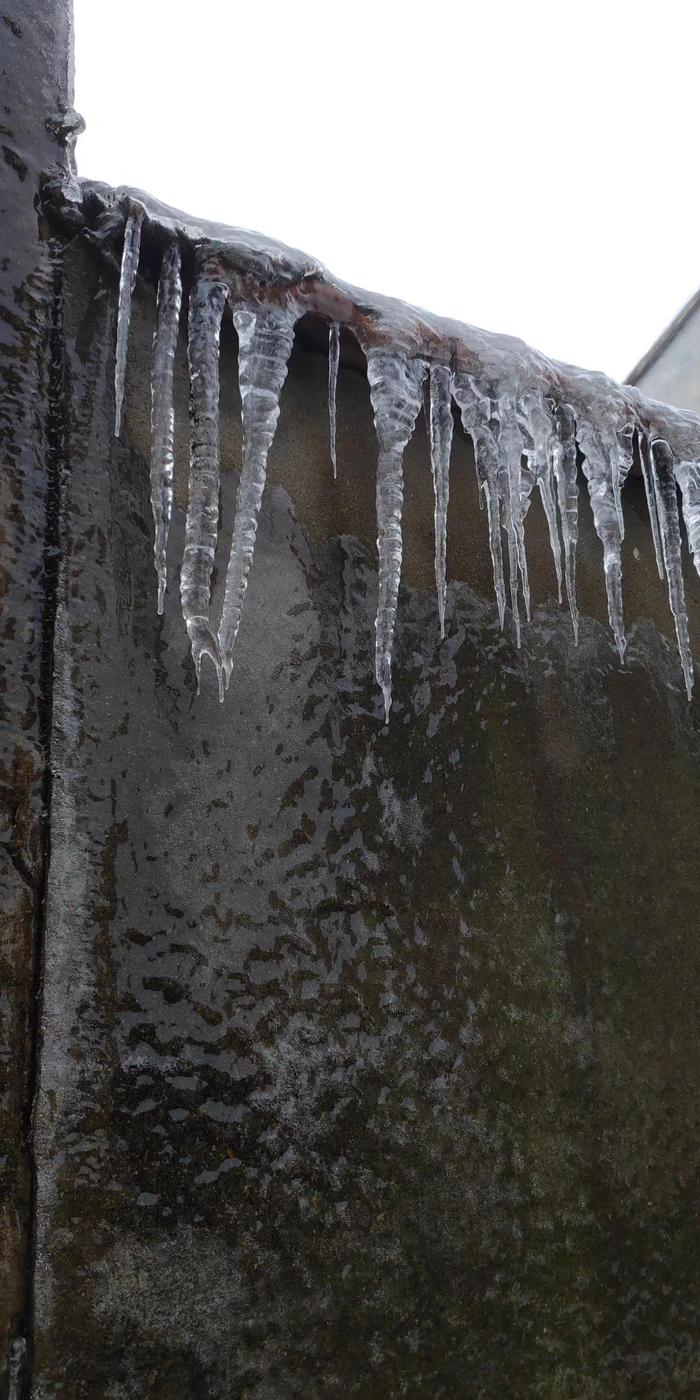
[{"xmin": 46, "ymin": 179, "xmax": 700, "ymax": 716}]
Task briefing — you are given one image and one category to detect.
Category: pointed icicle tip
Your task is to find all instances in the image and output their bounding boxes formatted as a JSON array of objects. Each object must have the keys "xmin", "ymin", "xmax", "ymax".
[{"xmin": 382, "ymin": 682, "xmax": 391, "ymax": 725}]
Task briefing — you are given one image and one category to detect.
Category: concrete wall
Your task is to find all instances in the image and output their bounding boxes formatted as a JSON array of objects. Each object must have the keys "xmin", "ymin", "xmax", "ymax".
[
  {"xmin": 3, "ymin": 5, "xmax": 700, "ymax": 1392},
  {"xmin": 24, "ymin": 239, "xmax": 700, "ymax": 1398}
]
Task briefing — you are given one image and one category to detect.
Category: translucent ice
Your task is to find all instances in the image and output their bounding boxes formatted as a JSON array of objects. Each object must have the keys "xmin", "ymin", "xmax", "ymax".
[
  {"xmin": 150, "ymin": 241, "xmax": 182, "ymax": 613},
  {"xmin": 651, "ymin": 439, "xmax": 694, "ymax": 699},
  {"xmin": 674, "ymin": 458, "xmax": 700, "ymax": 577},
  {"xmin": 578, "ymin": 422, "xmax": 626, "ymax": 661},
  {"xmin": 114, "ymin": 203, "xmax": 143, "ymax": 436},
  {"xmin": 452, "ymin": 374, "xmax": 506, "ymax": 630},
  {"xmin": 367, "ymin": 349, "xmax": 427, "ymax": 720},
  {"xmin": 552, "ymin": 403, "xmax": 580, "ymax": 640},
  {"xmin": 639, "ymin": 432, "xmax": 665, "ymax": 580},
  {"xmin": 428, "ymin": 363, "xmax": 454, "ymax": 638},
  {"xmin": 519, "ymin": 391, "xmax": 563, "ymax": 603},
  {"xmin": 218, "ymin": 303, "xmax": 297, "ymax": 685},
  {"xmin": 181, "ymin": 268, "xmax": 227, "ymax": 695},
  {"xmin": 69, "ymin": 182, "xmax": 700, "ymax": 707}
]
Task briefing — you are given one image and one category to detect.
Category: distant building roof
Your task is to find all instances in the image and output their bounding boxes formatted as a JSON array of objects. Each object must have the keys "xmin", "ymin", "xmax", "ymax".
[{"xmin": 627, "ymin": 287, "xmax": 700, "ymax": 414}]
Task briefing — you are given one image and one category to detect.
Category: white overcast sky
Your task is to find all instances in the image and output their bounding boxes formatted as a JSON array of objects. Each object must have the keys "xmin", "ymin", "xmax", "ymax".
[{"xmin": 74, "ymin": 0, "xmax": 699, "ymax": 382}]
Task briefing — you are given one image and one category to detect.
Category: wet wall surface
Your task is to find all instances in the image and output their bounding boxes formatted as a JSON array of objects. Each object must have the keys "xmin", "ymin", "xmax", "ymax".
[
  {"xmin": 0, "ymin": 4, "xmax": 76, "ymax": 1385},
  {"xmin": 27, "ymin": 244, "xmax": 700, "ymax": 1398}
]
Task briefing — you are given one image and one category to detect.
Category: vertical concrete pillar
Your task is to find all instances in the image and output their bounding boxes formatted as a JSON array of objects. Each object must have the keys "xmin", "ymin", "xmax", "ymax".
[{"xmin": 0, "ymin": 3, "xmax": 77, "ymax": 1389}]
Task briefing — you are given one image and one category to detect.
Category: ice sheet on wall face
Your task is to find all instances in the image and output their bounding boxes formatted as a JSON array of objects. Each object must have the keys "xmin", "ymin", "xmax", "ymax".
[{"xmin": 100, "ymin": 184, "xmax": 700, "ymax": 709}]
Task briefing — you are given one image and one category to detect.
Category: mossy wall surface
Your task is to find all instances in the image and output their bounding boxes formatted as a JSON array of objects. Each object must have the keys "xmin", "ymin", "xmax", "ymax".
[{"xmin": 28, "ymin": 243, "xmax": 700, "ymax": 1399}]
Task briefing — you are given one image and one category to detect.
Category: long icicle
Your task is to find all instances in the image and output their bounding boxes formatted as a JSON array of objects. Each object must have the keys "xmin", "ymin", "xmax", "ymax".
[
  {"xmin": 651, "ymin": 439, "xmax": 694, "ymax": 699},
  {"xmin": 452, "ymin": 375, "xmax": 506, "ymax": 630},
  {"xmin": 428, "ymin": 363, "xmax": 454, "ymax": 638},
  {"xmin": 495, "ymin": 396, "xmax": 529, "ymax": 641},
  {"xmin": 639, "ymin": 432, "xmax": 666, "ymax": 580},
  {"xmin": 150, "ymin": 241, "xmax": 182, "ymax": 613},
  {"xmin": 367, "ymin": 350, "xmax": 427, "ymax": 721},
  {"xmin": 552, "ymin": 403, "xmax": 580, "ymax": 641},
  {"xmin": 614, "ymin": 427, "xmax": 634, "ymax": 541},
  {"xmin": 114, "ymin": 203, "xmax": 144, "ymax": 437},
  {"xmin": 328, "ymin": 321, "xmax": 340, "ymax": 478},
  {"xmin": 520, "ymin": 391, "xmax": 563, "ymax": 603},
  {"xmin": 181, "ymin": 269, "xmax": 227, "ymax": 696},
  {"xmin": 218, "ymin": 302, "xmax": 297, "ymax": 686},
  {"xmin": 579, "ymin": 427, "xmax": 626, "ymax": 662}
]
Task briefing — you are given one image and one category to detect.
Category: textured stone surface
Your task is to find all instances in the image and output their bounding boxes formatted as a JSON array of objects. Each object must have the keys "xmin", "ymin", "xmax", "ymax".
[{"xmin": 28, "ymin": 242, "xmax": 700, "ymax": 1398}]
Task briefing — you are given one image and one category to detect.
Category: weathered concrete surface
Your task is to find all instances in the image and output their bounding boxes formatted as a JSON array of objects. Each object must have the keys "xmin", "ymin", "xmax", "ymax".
[
  {"xmin": 28, "ymin": 242, "xmax": 700, "ymax": 1398},
  {"xmin": 0, "ymin": 4, "xmax": 77, "ymax": 1388}
]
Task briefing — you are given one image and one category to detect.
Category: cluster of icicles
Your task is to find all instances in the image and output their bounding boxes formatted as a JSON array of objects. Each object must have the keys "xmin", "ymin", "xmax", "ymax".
[{"xmin": 113, "ymin": 200, "xmax": 700, "ymax": 718}]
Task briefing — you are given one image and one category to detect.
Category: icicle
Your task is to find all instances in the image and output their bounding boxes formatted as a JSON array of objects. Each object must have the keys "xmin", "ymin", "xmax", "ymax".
[
  {"xmin": 495, "ymin": 395, "xmax": 529, "ymax": 641},
  {"xmin": 520, "ymin": 391, "xmax": 563, "ymax": 603},
  {"xmin": 675, "ymin": 458, "xmax": 700, "ymax": 575},
  {"xmin": 428, "ymin": 362, "xmax": 454, "ymax": 638},
  {"xmin": 367, "ymin": 350, "xmax": 427, "ymax": 721},
  {"xmin": 114, "ymin": 203, "xmax": 144, "ymax": 436},
  {"xmin": 181, "ymin": 269, "xmax": 227, "ymax": 696},
  {"xmin": 328, "ymin": 321, "xmax": 340, "ymax": 478},
  {"xmin": 218, "ymin": 302, "xmax": 297, "ymax": 686},
  {"xmin": 614, "ymin": 426, "xmax": 635, "ymax": 541},
  {"xmin": 639, "ymin": 433, "xmax": 665, "ymax": 581},
  {"xmin": 452, "ymin": 374, "xmax": 506, "ymax": 630},
  {"xmin": 150, "ymin": 241, "xmax": 182, "ymax": 613},
  {"xmin": 480, "ymin": 449, "xmax": 507, "ymax": 632},
  {"xmin": 552, "ymin": 403, "xmax": 580, "ymax": 641},
  {"xmin": 85, "ymin": 181, "xmax": 700, "ymax": 713},
  {"xmin": 651, "ymin": 439, "xmax": 694, "ymax": 699},
  {"xmin": 579, "ymin": 426, "xmax": 626, "ymax": 662}
]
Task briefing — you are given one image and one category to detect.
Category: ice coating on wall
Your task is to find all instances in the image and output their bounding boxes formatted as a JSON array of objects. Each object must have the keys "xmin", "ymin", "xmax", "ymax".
[{"xmin": 56, "ymin": 180, "xmax": 700, "ymax": 709}]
